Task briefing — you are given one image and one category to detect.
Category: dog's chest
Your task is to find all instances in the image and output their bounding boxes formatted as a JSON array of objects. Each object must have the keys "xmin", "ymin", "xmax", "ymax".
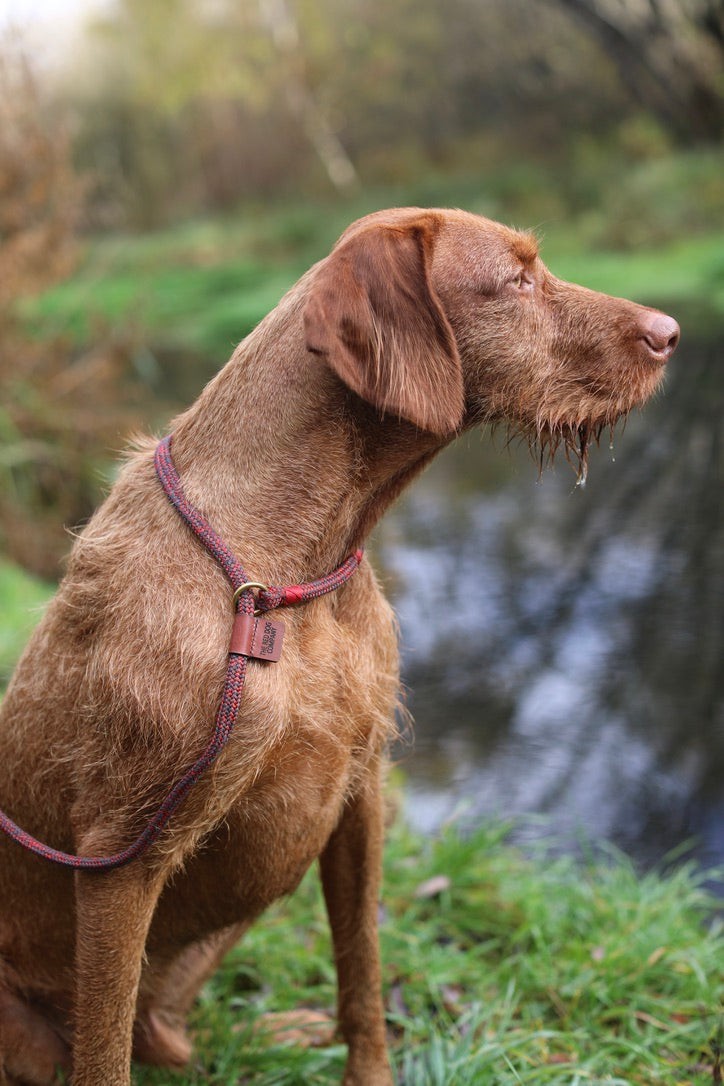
[
  {"xmin": 228, "ymin": 667, "xmax": 381, "ymax": 884},
  {"xmin": 153, "ymin": 715, "xmax": 371, "ymax": 939},
  {"xmin": 154, "ymin": 611, "xmax": 396, "ymax": 936}
]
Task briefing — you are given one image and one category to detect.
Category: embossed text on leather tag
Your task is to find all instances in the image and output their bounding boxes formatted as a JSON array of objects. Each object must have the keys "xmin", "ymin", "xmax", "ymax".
[
  {"xmin": 251, "ymin": 617, "xmax": 284, "ymax": 661},
  {"xmin": 229, "ymin": 613, "xmax": 284, "ymax": 662}
]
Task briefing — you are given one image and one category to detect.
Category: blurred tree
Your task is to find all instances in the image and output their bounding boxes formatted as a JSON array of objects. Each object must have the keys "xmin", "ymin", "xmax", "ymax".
[
  {"xmin": 553, "ymin": 0, "xmax": 724, "ymax": 142},
  {"xmin": 74, "ymin": 0, "xmax": 357, "ymax": 224},
  {"xmin": 0, "ymin": 56, "xmax": 76, "ymax": 296},
  {"xmin": 256, "ymin": 0, "xmax": 358, "ymax": 190},
  {"xmin": 331, "ymin": 0, "xmax": 630, "ymax": 169},
  {"xmin": 55, "ymin": 0, "xmax": 724, "ymax": 224},
  {"xmin": 0, "ymin": 44, "xmax": 140, "ymax": 577}
]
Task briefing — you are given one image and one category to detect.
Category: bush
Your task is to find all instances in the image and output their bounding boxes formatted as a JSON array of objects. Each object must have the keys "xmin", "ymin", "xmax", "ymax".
[{"xmin": 0, "ymin": 44, "xmax": 140, "ymax": 578}]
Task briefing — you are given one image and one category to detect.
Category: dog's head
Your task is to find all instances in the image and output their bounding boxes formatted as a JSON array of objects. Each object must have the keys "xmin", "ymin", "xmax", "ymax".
[{"xmin": 304, "ymin": 208, "xmax": 679, "ymax": 476}]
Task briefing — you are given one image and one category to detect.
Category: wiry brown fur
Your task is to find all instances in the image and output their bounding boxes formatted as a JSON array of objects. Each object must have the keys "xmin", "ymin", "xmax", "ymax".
[{"xmin": 0, "ymin": 208, "xmax": 678, "ymax": 1085}]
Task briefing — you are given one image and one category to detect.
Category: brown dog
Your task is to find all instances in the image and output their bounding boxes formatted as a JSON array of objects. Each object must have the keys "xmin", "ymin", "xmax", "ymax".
[{"xmin": 0, "ymin": 208, "xmax": 679, "ymax": 1085}]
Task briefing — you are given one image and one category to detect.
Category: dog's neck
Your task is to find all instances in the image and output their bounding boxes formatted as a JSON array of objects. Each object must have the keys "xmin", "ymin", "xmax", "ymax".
[{"xmin": 169, "ymin": 281, "xmax": 444, "ymax": 585}]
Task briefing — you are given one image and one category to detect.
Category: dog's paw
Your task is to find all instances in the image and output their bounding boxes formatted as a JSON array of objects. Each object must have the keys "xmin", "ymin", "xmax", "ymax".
[
  {"xmin": 0, "ymin": 987, "xmax": 71, "ymax": 1085},
  {"xmin": 251, "ymin": 1009, "xmax": 337, "ymax": 1049},
  {"xmin": 132, "ymin": 1009, "xmax": 192, "ymax": 1068},
  {"xmin": 342, "ymin": 1052, "xmax": 394, "ymax": 1086}
]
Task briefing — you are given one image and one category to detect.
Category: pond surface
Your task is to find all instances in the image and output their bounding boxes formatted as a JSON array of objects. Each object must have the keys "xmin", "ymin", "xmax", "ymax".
[{"xmin": 375, "ymin": 327, "xmax": 723, "ymax": 876}]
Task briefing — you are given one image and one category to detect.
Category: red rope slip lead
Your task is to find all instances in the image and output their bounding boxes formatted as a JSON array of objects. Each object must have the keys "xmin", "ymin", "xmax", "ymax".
[{"xmin": 0, "ymin": 434, "xmax": 362, "ymax": 870}]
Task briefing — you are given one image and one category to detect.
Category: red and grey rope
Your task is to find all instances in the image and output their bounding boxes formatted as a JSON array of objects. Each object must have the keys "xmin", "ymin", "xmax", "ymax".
[{"xmin": 0, "ymin": 434, "xmax": 362, "ymax": 869}]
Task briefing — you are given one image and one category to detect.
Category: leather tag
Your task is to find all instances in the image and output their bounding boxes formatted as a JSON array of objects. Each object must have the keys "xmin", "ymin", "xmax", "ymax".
[{"xmin": 229, "ymin": 613, "xmax": 284, "ymax": 662}]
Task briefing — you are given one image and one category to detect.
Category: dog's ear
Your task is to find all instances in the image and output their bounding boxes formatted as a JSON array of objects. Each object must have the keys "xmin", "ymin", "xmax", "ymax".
[{"xmin": 303, "ymin": 220, "xmax": 464, "ymax": 435}]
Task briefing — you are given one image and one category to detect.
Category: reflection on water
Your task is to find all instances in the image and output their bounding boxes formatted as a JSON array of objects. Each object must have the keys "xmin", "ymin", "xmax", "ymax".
[{"xmin": 377, "ymin": 331, "xmax": 723, "ymax": 875}]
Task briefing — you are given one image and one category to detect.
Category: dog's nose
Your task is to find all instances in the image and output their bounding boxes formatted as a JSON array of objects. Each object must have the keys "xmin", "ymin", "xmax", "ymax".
[{"xmin": 641, "ymin": 313, "xmax": 680, "ymax": 360}]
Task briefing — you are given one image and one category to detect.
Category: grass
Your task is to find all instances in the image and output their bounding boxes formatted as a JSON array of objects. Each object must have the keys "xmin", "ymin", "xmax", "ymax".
[
  {"xmin": 0, "ymin": 565, "xmax": 721, "ymax": 1084},
  {"xmin": 131, "ymin": 819, "xmax": 723, "ymax": 1085},
  {"xmin": 540, "ymin": 231, "xmax": 724, "ymax": 332},
  {"xmin": 0, "ymin": 558, "xmax": 53, "ymax": 686}
]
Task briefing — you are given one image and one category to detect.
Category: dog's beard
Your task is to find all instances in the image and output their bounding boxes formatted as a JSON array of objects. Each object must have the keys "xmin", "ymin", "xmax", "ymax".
[
  {"xmin": 531, "ymin": 365, "xmax": 665, "ymax": 484},
  {"xmin": 541, "ymin": 419, "xmax": 591, "ymax": 485},
  {"xmin": 472, "ymin": 359, "xmax": 664, "ymax": 485},
  {"xmin": 491, "ymin": 416, "xmax": 619, "ymax": 487}
]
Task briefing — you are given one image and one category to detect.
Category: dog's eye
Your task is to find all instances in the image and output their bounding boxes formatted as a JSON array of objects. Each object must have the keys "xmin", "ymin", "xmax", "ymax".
[{"xmin": 508, "ymin": 270, "xmax": 533, "ymax": 291}]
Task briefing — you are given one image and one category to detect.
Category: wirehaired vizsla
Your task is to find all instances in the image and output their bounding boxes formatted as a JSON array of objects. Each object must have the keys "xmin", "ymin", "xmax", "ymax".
[{"xmin": 0, "ymin": 208, "xmax": 679, "ymax": 1085}]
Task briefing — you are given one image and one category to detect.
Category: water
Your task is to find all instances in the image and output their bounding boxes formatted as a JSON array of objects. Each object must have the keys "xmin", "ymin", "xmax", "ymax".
[{"xmin": 376, "ymin": 331, "xmax": 723, "ymax": 875}]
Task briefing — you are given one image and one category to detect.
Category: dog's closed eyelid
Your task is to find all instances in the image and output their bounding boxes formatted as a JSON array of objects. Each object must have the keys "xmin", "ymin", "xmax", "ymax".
[{"xmin": 508, "ymin": 269, "xmax": 535, "ymax": 291}]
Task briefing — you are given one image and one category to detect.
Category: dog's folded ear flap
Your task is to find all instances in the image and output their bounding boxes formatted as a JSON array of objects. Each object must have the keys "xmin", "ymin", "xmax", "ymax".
[{"xmin": 303, "ymin": 220, "xmax": 465, "ymax": 435}]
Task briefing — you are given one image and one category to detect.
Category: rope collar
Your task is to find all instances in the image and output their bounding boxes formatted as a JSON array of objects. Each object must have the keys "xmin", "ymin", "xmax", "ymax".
[{"xmin": 0, "ymin": 434, "xmax": 362, "ymax": 869}]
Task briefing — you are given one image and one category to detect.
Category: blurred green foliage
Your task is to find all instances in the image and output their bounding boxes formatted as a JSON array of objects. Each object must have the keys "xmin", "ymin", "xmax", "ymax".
[
  {"xmin": 60, "ymin": 0, "xmax": 724, "ymax": 229},
  {"xmin": 0, "ymin": 560, "xmax": 52, "ymax": 687},
  {"xmin": 23, "ymin": 154, "xmax": 724, "ymax": 381},
  {"xmin": 0, "ymin": 50, "xmax": 144, "ymax": 577}
]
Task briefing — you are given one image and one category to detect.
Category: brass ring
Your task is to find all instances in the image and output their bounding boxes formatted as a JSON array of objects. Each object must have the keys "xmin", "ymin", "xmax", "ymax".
[{"xmin": 232, "ymin": 581, "xmax": 269, "ymax": 609}]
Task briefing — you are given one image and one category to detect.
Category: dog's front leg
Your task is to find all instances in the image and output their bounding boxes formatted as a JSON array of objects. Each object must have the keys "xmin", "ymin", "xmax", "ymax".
[
  {"xmin": 72, "ymin": 862, "xmax": 166, "ymax": 1086},
  {"xmin": 320, "ymin": 768, "xmax": 393, "ymax": 1086}
]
